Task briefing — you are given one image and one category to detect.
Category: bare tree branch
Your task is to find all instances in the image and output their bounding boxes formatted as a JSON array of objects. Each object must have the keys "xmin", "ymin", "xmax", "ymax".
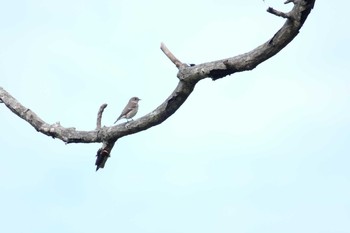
[
  {"xmin": 95, "ymin": 141, "xmax": 115, "ymax": 171},
  {"xmin": 0, "ymin": 87, "xmax": 100, "ymax": 143},
  {"xmin": 160, "ymin": 42, "xmax": 185, "ymax": 69},
  {"xmin": 0, "ymin": 0, "xmax": 316, "ymax": 170},
  {"xmin": 96, "ymin": 103, "xmax": 108, "ymax": 130},
  {"xmin": 267, "ymin": 7, "xmax": 291, "ymax": 19},
  {"xmin": 284, "ymin": 0, "xmax": 299, "ymax": 4}
]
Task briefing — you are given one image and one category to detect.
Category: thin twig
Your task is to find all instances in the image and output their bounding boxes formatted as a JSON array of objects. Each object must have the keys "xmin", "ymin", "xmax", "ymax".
[
  {"xmin": 160, "ymin": 42, "xmax": 184, "ymax": 68},
  {"xmin": 284, "ymin": 0, "xmax": 297, "ymax": 4},
  {"xmin": 96, "ymin": 103, "xmax": 107, "ymax": 130},
  {"xmin": 267, "ymin": 7, "xmax": 290, "ymax": 19}
]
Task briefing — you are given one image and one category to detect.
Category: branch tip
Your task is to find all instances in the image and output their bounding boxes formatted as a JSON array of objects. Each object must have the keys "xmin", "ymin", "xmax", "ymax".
[
  {"xmin": 284, "ymin": 0, "xmax": 295, "ymax": 4},
  {"xmin": 95, "ymin": 141, "xmax": 115, "ymax": 171},
  {"xmin": 267, "ymin": 7, "xmax": 290, "ymax": 19},
  {"xmin": 160, "ymin": 42, "xmax": 184, "ymax": 69},
  {"xmin": 96, "ymin": 103, "xmax": 108, "ymax": 130}
]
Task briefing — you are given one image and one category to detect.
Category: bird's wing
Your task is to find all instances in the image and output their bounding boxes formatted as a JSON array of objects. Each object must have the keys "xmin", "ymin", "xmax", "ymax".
[
  {"xmin": 114, "ymin": 104, "xmax": 135, "ymax": 123},
  {"xmin": 122, "ymin": 102, "xmax": 138, "ymax": 115},
  {"xmin": 120, "ymin": 106, "xmax": 133, "ymax": 117}
]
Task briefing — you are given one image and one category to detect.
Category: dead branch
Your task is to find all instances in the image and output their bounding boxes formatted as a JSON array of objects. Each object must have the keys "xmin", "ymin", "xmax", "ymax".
[
  {"xmin": 0, "ymin": 0, "xmax": 316, "ymax": 170},
  {"xmin": 160, "ymin": 42, "xmax": 185, "ymax": 69},
  {"xmin": 267, "ymin": 7, "xmax": 291, "ymax": 19},
  {"xmin": 96, "ymin": 103, "xmax": 108, "ymax": 130}
]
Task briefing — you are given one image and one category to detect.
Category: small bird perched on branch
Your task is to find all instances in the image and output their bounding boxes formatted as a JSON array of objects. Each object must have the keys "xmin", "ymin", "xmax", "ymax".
[{"xmin": 114, "ymin": 97, "xmax": 141, "ymax": 123}]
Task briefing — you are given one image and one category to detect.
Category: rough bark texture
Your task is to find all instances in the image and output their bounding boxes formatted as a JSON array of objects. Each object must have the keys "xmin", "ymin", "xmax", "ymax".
[{"xmin": 0, "ymin": 0, "xmax": 316, "ymax": 170}]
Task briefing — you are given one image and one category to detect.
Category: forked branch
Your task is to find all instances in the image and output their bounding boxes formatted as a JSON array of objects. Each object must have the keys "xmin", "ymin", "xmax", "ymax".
[{"xmin": 0, "ymin": 0, "xmax": 316, "ymax": 170}]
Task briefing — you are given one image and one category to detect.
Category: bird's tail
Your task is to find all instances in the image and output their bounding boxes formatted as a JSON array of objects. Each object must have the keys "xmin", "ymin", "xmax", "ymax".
[{"xmin": 114, "ymin": 116, "xmax": 122, "ymax": 124}]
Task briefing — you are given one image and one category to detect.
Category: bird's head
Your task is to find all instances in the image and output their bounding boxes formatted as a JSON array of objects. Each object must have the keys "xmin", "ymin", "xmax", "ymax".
[{"xmin": 130, "ymin": 97, "xmax": 141, "ymax": 102}]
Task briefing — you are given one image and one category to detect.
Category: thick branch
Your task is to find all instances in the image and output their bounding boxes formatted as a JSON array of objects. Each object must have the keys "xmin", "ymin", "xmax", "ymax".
[
  {"xmin": 0, "ymin": 87, "xmax": 100, "ymax": 143},
  {"xmin": 175, "ymin": 0, "xmax": 315, "ymax": 81},
  {"xmin": 0, "ymin": 0, "xmax": 316, "ymax": 147}
]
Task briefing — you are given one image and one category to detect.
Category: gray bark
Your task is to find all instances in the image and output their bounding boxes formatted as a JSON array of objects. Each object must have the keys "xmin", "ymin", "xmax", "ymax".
[{"xmin": 0, "ymin": 0, "xmax": 316, "ymax": 170}]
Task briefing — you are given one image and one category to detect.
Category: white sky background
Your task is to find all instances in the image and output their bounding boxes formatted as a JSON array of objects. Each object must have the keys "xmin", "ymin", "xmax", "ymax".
[{"xmin": 1, "ymin": 0, "xmax": 350, "ymax": 232}]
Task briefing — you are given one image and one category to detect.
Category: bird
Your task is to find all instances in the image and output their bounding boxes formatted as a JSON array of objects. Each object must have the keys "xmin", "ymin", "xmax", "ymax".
[{"xmin": 114, "ymin": 97, "xmax": 141, "ymax": 123}]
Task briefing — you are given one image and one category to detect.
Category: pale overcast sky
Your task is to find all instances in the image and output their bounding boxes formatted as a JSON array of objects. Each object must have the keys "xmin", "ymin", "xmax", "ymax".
[{"xmin": 1, "ymin": 1, "xmax": 349, "ymax": 233}]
